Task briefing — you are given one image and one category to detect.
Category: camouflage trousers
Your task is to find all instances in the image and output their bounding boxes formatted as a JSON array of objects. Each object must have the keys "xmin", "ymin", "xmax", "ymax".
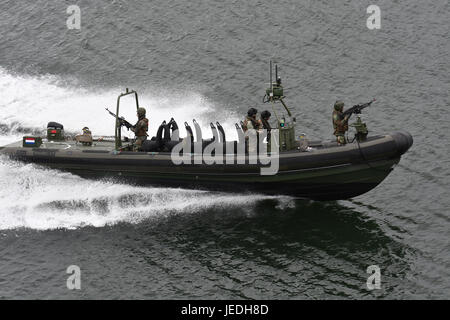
[
  {"xmin": 133, "ymin": 136, "xmax": 147, "ymax": 151},
  {"xmin": 335, "ymin": 134, "xmax": 346, "ymax": 145}
]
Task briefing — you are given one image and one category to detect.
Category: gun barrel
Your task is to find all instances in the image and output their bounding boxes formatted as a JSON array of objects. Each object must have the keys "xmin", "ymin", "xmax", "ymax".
[
  {"xmin": 105, "ymin": 108, "xmax": 133, "ymax": 129},
  {"xmin": 105, "ymin": 108, "xmax": 116, "ymax": 117},
  {"xmin": 342, "ymin": 99, "xmax": 375, "ymax": 116}
]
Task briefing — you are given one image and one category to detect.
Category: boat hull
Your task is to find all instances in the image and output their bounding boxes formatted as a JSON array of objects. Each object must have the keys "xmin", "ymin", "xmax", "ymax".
[{"xmin": 0, "ymin": 131, "xmax": 412, "ymax": 200}]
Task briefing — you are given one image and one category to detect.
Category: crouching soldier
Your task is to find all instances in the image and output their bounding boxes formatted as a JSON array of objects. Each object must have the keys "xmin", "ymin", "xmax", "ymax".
[
  {"xmin": 75, "ymin": 127, "xmax": 93, "ymax": 146},
  {"xmin": 131, "ymin": 107, "xmax": 149, "ymax": 151}
]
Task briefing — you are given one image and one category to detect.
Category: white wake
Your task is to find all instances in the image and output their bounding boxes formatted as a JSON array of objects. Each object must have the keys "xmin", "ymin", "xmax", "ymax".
[{"xmin": 0, "ymin": 68, "xmax": 292, "ymax": 230}]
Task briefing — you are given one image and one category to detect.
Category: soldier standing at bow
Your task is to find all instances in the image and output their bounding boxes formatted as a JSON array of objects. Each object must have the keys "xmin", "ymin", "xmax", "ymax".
[{"xmin": 332, "ymin": 101, "xmax": 350, "ymax": 145}]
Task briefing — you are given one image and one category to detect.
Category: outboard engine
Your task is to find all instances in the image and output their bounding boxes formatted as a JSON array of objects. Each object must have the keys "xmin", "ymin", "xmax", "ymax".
[{"xmin": 47, "ymin": 122, "xmax": 64, "ymax": 141}]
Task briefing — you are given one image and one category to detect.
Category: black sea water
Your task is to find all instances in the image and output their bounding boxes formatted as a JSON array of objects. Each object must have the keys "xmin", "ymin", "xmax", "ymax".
[{"xmin": 0, "ymin": 0, "xmax": 449, "ymax": 299}]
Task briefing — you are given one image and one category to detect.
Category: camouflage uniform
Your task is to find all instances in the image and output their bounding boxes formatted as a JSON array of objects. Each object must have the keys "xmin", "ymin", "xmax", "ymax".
[
  {"xmin": 332, "ymin": 101, "xmax": 350, "ymax": 145},
  {"xmin": 75, "ymin": 126, "xmax": 93, "ymax": 146},
  {"xmin": 242, "ymin": 115, "xmax": 262, "ymax": 132},
  {"xmin": 131, "ymin": 108, "xmax": 149, "ymax": 151},
  {"xmin": 242, "ymin": 108, "xmax": 262, "ymax": 154}
]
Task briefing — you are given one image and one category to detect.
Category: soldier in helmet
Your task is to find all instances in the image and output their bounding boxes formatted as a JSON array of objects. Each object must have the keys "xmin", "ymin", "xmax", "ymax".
[
  {"xmin": 260, "ymin": 110, "xmax": 272, "ymax": 141},
  {"xmin": 260, "ymin": 110, "xmax": 271, "ymax": 130},
  {"xmin": 130, "ymin": 107, "xmax": 149, "ymax": 151},
  {"xmin": 242, "ymin": 107, "xmax": 262, "ymax": 132},
  {"xmin": 75, "ymin": 126, "xmax": 93, "ymax": 146},
  {"xmin": 332, "ymin": 101, "xmax": 350, "ymax": 145},
  {"xmin": 242, "ymin": 107, "xmax": 262, "ymax": 153}
]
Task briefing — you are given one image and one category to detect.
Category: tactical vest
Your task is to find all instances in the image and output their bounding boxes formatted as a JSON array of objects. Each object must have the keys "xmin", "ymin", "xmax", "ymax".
[
  {"xmin": 135, "ymin": 118, "xmax": 149, "ymax": 137},
  {"xmin": 332, "ymin": 111, "xmax": 348, "ymax": 135},
  {"xmin": 243, "ymin": 116, "xmax": 260, "ymax": 131}
]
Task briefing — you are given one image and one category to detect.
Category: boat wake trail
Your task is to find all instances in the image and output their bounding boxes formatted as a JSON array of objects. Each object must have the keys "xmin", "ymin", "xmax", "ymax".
[
  {"xmin": 0, "ymin": 158, "xmax": 293, "ymax": 230},
  {"xmin": 0, "ymin": 69, "xmax": 292, "ymax": 230}
]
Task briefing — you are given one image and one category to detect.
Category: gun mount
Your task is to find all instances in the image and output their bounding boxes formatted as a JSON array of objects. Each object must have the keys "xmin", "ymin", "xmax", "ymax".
[
  {"xmin": 263, "ymin": 61, "xmax": 296, "ymax": 151},
  {"xmin": 345, "ymin": 99, "xmax": 375, "ymax": 142}
]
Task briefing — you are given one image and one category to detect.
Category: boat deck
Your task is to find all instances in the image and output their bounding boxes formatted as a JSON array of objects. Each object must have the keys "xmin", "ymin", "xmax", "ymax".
[
  {"xmin": 1, "ymin": 135, "xmax": 387, "ymax": 155},
  {"xmin": 4, "ymin": 138, "xmax": 119, "ymax": 152}
]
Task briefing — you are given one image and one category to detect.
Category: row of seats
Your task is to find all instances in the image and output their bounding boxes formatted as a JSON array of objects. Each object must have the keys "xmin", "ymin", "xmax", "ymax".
[{"xmin": 141, "ymin": 119, "xmax": 243, "ymax": 153}]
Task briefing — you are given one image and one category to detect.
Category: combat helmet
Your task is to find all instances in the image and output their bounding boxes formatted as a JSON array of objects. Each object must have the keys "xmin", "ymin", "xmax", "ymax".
[
  {"xmin": 261, "ymin": 110, "xmax": 271, "ymax": 120},
  {"xmin": 247, "ymin": 107, "xmax": 258, "ymax": 117},
  {"xmin": 82, "ymin": 126, "xmax": 91, "ymax": 134},
  {"xmin": 137, "ymin": 107, "xmax": 146, "ymax": 117},
  {"xmin": 334, "ymin": 101, "xmax": 345, "ymax": 111}
]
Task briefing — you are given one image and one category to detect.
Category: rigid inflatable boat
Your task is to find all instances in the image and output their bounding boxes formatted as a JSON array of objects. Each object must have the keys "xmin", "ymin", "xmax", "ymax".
[{"xmin": 0, "ymin": 63, "xmax": 413, "ymax": 200}]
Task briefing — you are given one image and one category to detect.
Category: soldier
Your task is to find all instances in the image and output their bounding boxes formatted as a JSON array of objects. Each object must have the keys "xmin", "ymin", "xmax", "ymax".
[
  {"xmin": 260, "ymin": 110, "xmax": 271, "ymax": 130},
  {"xmin": 75, "ymin": 126, "xmax": 93, "ymax": 146},
  {"xmin": 260, "ymin": 110, "xmax": 272, "ymax": 141},
  {"xmin": 130, "ymin": 107, "xmax": 149, "ymax": 151},
  {"xmin": 242, "ymin": 108, "xmax": 262, "ymax": 153},
  {"xmin": 332, "ymin": 101, "xmax": 350, "ymax": 145},
  {"xmin": 242, "ymin": 107, "xmax": 262, "ymax": 132}
]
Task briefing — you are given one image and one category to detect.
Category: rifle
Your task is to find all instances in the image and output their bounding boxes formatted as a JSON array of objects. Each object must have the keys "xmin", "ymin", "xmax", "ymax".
[
  {"xmin": 342, "ymin": 98, "xmax": 376, "ymax": 117},
  {"xmin": 105, "ymin": 108, "xmax": 134, "ymax": 130}
]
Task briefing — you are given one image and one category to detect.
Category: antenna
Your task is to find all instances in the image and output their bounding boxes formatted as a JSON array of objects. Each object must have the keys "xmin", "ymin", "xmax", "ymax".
[{"xmin": 270, "ymin": 60, "xmax": 273, "ymax": 94}]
